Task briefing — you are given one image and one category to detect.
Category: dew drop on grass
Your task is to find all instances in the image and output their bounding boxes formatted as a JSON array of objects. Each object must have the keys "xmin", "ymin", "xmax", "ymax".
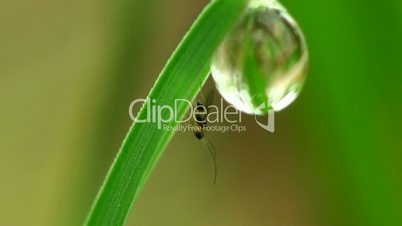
[{"xmin": 211, "ymin": 0, "xmax": 308, "ymax": 114}]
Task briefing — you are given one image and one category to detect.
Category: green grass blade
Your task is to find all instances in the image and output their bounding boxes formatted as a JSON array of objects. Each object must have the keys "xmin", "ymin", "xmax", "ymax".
[{"xmin": 85, "ymin": 0, "xmax": 247, "ymax": 225}]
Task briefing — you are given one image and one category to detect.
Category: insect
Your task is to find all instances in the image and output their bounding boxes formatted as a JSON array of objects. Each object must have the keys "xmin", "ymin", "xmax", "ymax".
[{"xmin": 193, "ymin": 88, "xmax": 217, "ymax": 184}]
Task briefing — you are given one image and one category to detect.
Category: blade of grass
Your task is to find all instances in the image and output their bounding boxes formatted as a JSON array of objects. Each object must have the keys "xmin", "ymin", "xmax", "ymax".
[{"xmin": 85, "ymin": 0, "xmax": 247, "ymax": 225}]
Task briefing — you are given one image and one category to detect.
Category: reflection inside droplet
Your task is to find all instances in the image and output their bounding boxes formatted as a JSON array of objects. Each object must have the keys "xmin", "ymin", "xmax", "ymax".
[{"xmin": 211, "ymin": 0, "xmax": 308, "ymax": 114}]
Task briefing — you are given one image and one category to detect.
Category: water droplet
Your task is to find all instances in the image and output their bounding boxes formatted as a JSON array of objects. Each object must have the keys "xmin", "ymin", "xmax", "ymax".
[{"xmin": 211, "ymin": 0, "xmax": 308, "ymax": 114}]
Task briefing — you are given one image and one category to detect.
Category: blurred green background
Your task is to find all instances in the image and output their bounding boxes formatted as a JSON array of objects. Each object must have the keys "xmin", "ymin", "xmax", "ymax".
[{"xmin": 0, "ymin": 0, "xmax": 401, "ymax": 225}]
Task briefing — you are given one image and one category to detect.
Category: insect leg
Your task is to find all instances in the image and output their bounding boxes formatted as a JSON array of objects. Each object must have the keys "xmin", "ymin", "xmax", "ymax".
[{"xmin": 202, "ymin": 137, "xmax": 217, "ymax": 185}]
